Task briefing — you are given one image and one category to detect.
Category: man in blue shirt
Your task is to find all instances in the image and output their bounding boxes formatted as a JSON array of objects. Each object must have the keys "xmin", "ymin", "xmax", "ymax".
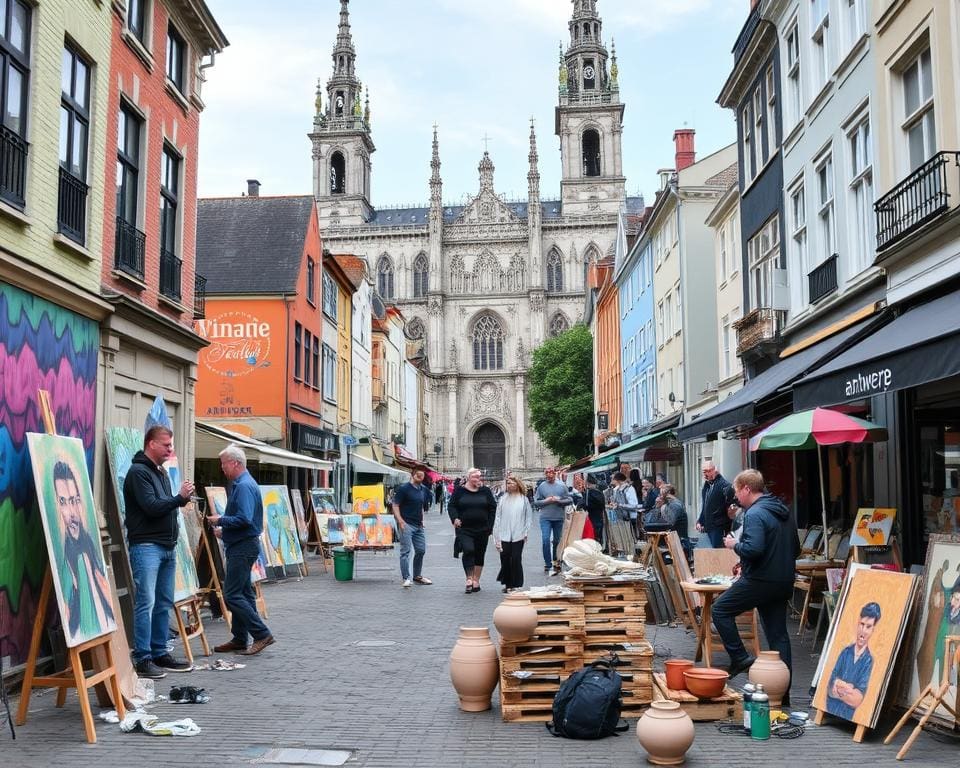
[
  {"xmin": 207, "ymin": 444, "xmax": 275, "ymax": 655},
  {"xmin": 392, "ymin": 468, "xmax": 432, "ymax": 588},
  {"xmin": 826, "ymin": 602, "xmax": 880, "ymax": 721}
]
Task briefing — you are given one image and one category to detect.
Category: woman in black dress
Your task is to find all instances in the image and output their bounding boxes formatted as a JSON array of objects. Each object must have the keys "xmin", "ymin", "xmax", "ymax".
[{"xmin": 448, "ymin": 467, "xmax": 497, "ymax": 593}]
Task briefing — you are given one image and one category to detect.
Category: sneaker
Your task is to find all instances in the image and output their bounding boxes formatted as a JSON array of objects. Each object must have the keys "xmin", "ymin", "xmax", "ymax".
[
  {"xmin": 153, "ymin": 653, "xmax": 193, "ymax": 673},
  {"xmin": 402, "ymin": 579, "xmax": 413, "ymax": 588},
  {"xmin": 134, "ymin": 658, "xmax": 167, "ymax": 679}
]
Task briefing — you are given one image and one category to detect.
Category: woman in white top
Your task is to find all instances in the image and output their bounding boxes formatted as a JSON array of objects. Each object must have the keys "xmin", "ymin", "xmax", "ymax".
[{"xmin": 493, "ymin": 475, "xmax": 533, "ymax": 592}]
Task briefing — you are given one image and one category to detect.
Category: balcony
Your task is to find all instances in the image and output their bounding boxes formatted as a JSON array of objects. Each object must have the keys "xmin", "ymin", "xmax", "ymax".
[
  {"xmin": 808, "ymin": 253, "xmax": 838, "ymax": 304},
  {"xmin": 372, "ymin": 374, "xmax": 386, "ymax": 405},
  {"xmin": 159, "ymin": 248, "xmax": 182, "ymax": 301},
  {"xmin": 875, "ymin": 151, "xmax": 960, "ymax": 252},
  {"xmin": 57, "ymin": 167, "xmax": 88, "ymax": 244},
  {"xmin": 193, "ymin": 273, "xmax": 207, "ymax": 319},
  {"xmin": 114, "ymin": 217, "xmax": 146, "ymax": 279},
  {"xmin": 734, "ymin": 307, "xmax": 786, "ymax": 359},
  {"xmin": 0, "ymin": 125, "xmax": 28, "ymax": 209}
]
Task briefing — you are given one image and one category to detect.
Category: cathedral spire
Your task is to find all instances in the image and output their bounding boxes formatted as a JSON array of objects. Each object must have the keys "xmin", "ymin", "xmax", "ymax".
[
  {"xmin": 527, "ymin": 118, "xmax": 540, "ymax": 201},
  {"xmin": 430, "ymin": 125, "xmax": 442, "ymax": 203},
  {"xmin": 335, "ymin": 0, "xmax": 354, "ymax": 53},
  {"xmin": 478, "ymin": 150, "xmax": 495, "ymax": 192}
]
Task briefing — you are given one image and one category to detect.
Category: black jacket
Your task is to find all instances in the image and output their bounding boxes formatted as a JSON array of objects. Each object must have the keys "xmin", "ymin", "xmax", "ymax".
[
  {"xmin": 122, "ymin": 450, "xmax": 187, "ymax": 547},
  {"xmin": 698, "ymin": 474, "xmax": 734, "ymax": 531},
  {"xmin": 734, "ymin": 493, "xmax": 799, "ymax": 583}
]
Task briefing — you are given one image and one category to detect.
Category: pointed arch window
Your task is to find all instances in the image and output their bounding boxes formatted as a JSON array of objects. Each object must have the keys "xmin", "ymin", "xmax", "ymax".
[
  {"xmin": 546, "ymin": 248, "xmax": 564, "ymax": 292},
  {"xmin": 330, "ymin": 151, "xmax": 346, "ymax": 194},
  {"xmin": 549, "ymin": 312, "xmax": 570, "ymax": 337},
  {"xmin": 412, "ymin": 252, "xmax": 429, "ymax": 297},
  {"xmin": 582, "ymin": 129, "xmax": 601, "ymax": 177},
  {"xmin": 377, "ymin": 255, "xmax": 394, "ymax": 299},
  {"xmin": 471, "ymin": 314, "xmax": 504, "ymax": 370}
]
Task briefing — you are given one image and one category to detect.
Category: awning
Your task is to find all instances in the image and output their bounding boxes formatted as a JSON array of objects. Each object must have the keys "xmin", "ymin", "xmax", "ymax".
[
  {"xmin": 349, "ymin": 452, "xmax": 409, "ymax": 481},
  {"xmin": 195, "ymin": 420, "xmax": 333, "ymax": 471},
  {"xmin": 676, "ymin": 319, "xmax": 878, "ymax": 442},
  {"xmin": 793, "ymin": 290, "xmax": 960, "ymax": 410},
  {"xmin": 583, "ymin": 428, "xmax": 676, "ymax": 470}
]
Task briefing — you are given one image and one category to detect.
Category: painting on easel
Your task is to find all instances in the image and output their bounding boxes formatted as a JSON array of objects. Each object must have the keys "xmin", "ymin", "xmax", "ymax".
[
  {"xmin": 850, "ymin": 508, "xmax": 897, "ymax": 547},
  {"xmin": 27, "ymin": 433, "xmax": 118, "ymax": 647},
  {"xmin": 205, "ymin": 485, "xmax": 268, "ymax": 582},
  {"xmin": 289, "ymin": 489, "xmax": 309, "ymax": 544},
  {"xmin": 260, "ymin": 485, "xmax": 304, "ymax": 567}
]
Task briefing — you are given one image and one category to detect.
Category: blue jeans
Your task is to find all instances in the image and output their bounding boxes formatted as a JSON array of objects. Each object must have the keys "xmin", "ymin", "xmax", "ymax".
[
  {"xmin": 129, "ymin": 543, "xmax": 177, "ymax": 662},
  {"xmin": 707, "ymin": 527, "xmax": 726, "ymax": 548},
  {"xmin": 399, "ymin": 523, "xmax": 426, "ymax": 581},
  {"xmin": 539, "ymin": 518, "xmax": 564, "ymax": 568},
  {"xmin": 712, "ymin": 577, "xmax": 794, "ymax": 678},
  {"xmin": 224, "ymin": 538, "xmax": 271, "ymax": 645}
]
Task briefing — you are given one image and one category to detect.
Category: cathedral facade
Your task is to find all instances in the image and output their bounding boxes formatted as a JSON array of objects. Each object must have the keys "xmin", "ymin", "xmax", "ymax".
[{"xmin": 311, "ymin": 0, "xmax": 641, "ymax": 479}]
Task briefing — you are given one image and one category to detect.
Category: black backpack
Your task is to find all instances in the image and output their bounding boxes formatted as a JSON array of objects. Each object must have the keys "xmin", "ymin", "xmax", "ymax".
[{"xmin": 545, "ymin": 657, "xmax": 628, "ymax": 739}]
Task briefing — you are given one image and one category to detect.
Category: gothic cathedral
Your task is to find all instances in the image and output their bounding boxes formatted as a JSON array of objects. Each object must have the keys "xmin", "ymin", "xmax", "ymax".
[{"xmin": 311, "ymin": 0, "xmax": 642, "ymax": 479}]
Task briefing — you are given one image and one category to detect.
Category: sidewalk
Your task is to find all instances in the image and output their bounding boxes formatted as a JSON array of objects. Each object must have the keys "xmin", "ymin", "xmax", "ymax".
[{"xmin": 3, "ymin": 514, "xmax": 955, "ymax": 767}]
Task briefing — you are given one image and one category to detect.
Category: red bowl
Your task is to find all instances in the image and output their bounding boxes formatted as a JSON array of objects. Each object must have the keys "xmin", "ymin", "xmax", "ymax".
[{"xmin": 683, "ymin": 668, "xmax": 729, "ymax": 699}]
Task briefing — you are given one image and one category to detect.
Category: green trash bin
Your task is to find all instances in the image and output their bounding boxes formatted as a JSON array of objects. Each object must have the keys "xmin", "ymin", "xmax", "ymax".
[{"xmin": 333, "ymin": 547, "xmax": 354, "ymax": 582}]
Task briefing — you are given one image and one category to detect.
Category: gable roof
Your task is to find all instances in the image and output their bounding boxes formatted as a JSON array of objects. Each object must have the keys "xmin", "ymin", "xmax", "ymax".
[{"xmin": 196, "ymin": 196, "xmax": 316, "ymax": 295}]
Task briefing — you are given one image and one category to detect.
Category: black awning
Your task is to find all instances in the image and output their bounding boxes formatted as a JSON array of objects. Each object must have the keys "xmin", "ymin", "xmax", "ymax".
[
  {"xmin": 676, "ymin": 319, "xmax": 878, "ymax": 442},
  {"xmin": 793, "ymin": 290, "xmax": 960, "ymax": 410}
]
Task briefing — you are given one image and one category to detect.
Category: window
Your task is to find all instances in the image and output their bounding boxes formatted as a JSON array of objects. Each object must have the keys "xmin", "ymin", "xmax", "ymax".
[
  {"xmin": 160, "ymin": 145, "xmax": 180, "ymax": 262},
  {"xmin": 313, "ymin": 336, "xmax": 321, "ymax": 390},
  {"xmin": 127, "ymin": 0, "xmax": 147, "ymax": 43},
  {"xmin": 789, "ymin": 182, "xmax": 808, "ymax": 308},
  {"xmin": 1, "ymin": 0, "xmax": 30, "ymax": 206},
  {"xmin": 675, "ymin": 286, "xmax": 682, "ymax": 334},
  {"xmin": 582, "ymin": 128, "xmax": 600, "ymax": 177},
  {"xmin": 719, "ymin": 225, "xmax": 728, "ymax": 281},
  {"xmin": 549, "ymin": 312, "xmax": 569, "ymax": 337},
  {"xmin": 545, "ymin": 248, "xmax": 562, "ymax": 293},
  {"xmin": 720, "ymin": 314, "xmax": 731, "ymax": 379},
  {"xmin": 728, "ymin": 215, "xmax": 739, "ymax": 276},
  {"xmin": 58, "ymin": 45, "xmax": 90, "ymax": 243},
  {"xmin": 847, "ymin": 117, "xmax": 874, "ymax": 275},
  {"xmin": 166, "ymin": 22, "xmax": 185, "ymax": 93},
  {"xmin": 902, "ymin": 47, "xmax": 935, "ymax": 171},
  {"xmin": 657, "ymin": 301, "xmax": 665, "ymax": 344},
  {"xmin": 754, "ymin": 87, "xmax": 765, "ymax": 164},
  {"xmin": 765, "ymin": 65, "xmax": 777, "ymax": 156},
  {"xmin": 116, "ymin": 103, "xmax": 141, "ymax": 227},
  {"xmin": 841, "ymin": 0, "xmax": 866, "ymax": 54},
  {"xmin": 785, "ymin": 21, "xmax": 802, "ymax": 128},
  {"xmin": 294, "ymin": 323, "xmax": 302, "ymax": 381},
  {"xmin": 303, "ymin": 330, "xmax": 312, "ymax": 385},
  {"xmin": 664, "ymin": 293, "xmax": 673, "ymax": 338},
  {"xmin": 810, "ymin": 0, "xmax": 831, "ymax": 95},
  {"xmin": 330, "ymin": 151, "xmax": 345, "ymax": 194},
  {"xmin": 747, "ymin": 215, "xmax": 782, "ymax": 310},
  {"xmin": 413, "ymin": 252, "xmax": 429, "ymax": 297},
  {"xmin": 321, "ymin": 270, "xmax": 337, "ymax": 319},
  {"xmin": 471, "ymin": 314, "xmax": 504, "ymax": 370},
  {"xmin": 322, "ymin": 343, "xmax": 336, "ymax": 401},
  {"xmin": 816, "ymin": 152, "xmax": 836, "ymax": 263},
  {"xmin": 741, "ymin": 106, "xmax": 755, "ymax": 182},
  {"xmin": 377, "ymin": 255, "xmax": 394, "ymax": 298},
  {"xmin": 306, "ymin": 257, "xmax": 316, "ymax": 304}
]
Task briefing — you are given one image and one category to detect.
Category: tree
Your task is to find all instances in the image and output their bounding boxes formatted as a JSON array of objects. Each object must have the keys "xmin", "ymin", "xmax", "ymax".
[{"xmin": 528, "ymin": 324, "xmax": 593, "ymax": 464}]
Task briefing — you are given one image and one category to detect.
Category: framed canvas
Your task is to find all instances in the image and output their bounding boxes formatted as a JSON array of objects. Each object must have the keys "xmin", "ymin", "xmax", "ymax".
[
  {"xmin": 352, "ymin": 484, "xmax": 385, "ymax": 516},
  {"xmin": 205, "ymin": 485, "xmax": 269, "ymax": 583},
  {"xmin": 802, "ymin": 526, "xmax": 823, "ymax": 552},
  {"xmin": 260, "ymin": 485, "xmax": 304, "ymax": 567},
  {"xmin": 27, "ymin": 433, "xmax": 118, "ymax": 647},
  {"xmin": 289, "ymin": 489, "xmax": 309, "ymax": 544},
  {"xmin": 850, "ymin": 508, "xmax": 897, "ymax": 547}
]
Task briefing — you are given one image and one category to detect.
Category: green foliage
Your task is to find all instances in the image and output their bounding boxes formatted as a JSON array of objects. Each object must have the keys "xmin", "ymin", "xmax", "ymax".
[{"xmin": 528, "ymin": 325, "xmax": 594, "ymax": 464}]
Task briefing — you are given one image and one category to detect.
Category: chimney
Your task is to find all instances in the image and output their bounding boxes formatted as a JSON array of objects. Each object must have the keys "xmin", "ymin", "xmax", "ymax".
[
  {"xmin": 246, "ymin": 179, "xmax": 261, "ymax": 197},
  {"xmin": 674, "ymin": 129, "xmax": 696, "ymax": 172}
]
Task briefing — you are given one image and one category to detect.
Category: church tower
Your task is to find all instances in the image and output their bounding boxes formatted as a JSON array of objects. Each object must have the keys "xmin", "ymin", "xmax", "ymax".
[
  {"xmin": 310, "ymin": 0, "xmax": 375, "ymax": 227},
  {"xmin": 555, "ymin": 0, "xmax": 625, "ymax": 215}
]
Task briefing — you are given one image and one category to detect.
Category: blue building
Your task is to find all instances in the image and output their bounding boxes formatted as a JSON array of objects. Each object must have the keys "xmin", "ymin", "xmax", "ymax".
[{"xmin": 617, "ymin": 235, "xmax": 657, "ymax": 441}]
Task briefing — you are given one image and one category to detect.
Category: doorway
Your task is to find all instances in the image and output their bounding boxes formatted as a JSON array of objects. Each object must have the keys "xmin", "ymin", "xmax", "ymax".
[{"xmin": 473, "ymin": 422, "xmax": 506, "ymax": 482}]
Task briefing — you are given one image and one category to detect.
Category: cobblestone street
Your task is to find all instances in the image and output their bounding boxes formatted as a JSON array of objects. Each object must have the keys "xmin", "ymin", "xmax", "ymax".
[{"xmin": 4, "ymin": 516, "xmax": 954, "ymax": 767}]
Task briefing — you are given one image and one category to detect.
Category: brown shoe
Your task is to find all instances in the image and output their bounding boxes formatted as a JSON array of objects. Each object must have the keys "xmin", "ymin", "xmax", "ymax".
[
  {"xmin": 213, "ymin": 640, "xmax": 248, "ymax": 653},
  {"xmin": 237, "ymin": 635, "xmax": 275, "ymax": 656}
]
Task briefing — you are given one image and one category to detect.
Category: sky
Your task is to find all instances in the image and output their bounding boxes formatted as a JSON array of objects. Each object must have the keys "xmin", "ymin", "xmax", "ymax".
[{"xmin": 197, "ymin": 0, "xmax": 747, "ymax": 206}]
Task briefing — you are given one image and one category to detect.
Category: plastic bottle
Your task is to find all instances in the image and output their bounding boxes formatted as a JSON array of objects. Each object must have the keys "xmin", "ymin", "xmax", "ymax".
[
  {"xmin": 742, "ymin": 682, "xmax": 756, "ymax": 733},
  {"xmin": 751, "ymin": 684, "xmax": 770, "ymax": 741}
]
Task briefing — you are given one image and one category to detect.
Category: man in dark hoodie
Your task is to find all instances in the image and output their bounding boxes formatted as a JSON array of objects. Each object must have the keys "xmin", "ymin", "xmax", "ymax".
[
  {"xmin": 712, "ymin": 469, "xmax": 799, "ymax": 689},
  {"xmin": 123, "ymin": 425, "xmax": 195, "ymax": 679}
]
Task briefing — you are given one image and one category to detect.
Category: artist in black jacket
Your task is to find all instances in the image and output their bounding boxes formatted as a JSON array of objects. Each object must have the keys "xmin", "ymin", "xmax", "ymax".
[
  {"xmin": 123, "ymin": 425, "xmax": 194, "ymax": 679},
  {"xmin": 448, "ymin": 468, "xmax": 497, "ymax": 593},
  {"xmin": 696, "ymin": 461, "xmax": 735, "ymax": 548}
]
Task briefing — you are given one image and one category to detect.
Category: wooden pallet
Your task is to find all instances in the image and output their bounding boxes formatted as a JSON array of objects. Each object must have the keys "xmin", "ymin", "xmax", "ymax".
[
  {"xmin": 500, "ymin": 639, "xmax": 584, "ymax": 658},
  {"xmin": 500, "ymin": 687, "xmax": 561, "ymax": 705},
  {"xmin": 500, "ymin": 672, "xmax": 568, "ymax": 693},
  {"xmin": 499, "ymin": 655, "xmax": 582, "ymax": 676},
  {"xmin": 652, "ymin": 673, "xmax": 742, "ymax": 722},
  {"xmin": 584, "ymin": 602, "xmax": 647, "ymax": 617},
  {"xmin": 500, "ymin": 701, "xmax": 555, "ymax": 722}
]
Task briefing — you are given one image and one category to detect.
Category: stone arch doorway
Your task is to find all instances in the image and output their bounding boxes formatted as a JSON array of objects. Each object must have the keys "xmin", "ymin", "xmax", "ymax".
[{"xmin": 472, "ymin": 422, "xmax": 506, "ymax": 482}]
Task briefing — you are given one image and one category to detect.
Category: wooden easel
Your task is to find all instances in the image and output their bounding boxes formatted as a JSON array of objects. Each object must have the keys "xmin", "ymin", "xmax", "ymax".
[
  {"xmin": 172, "ymin": 596, "xmax": 211, "ymax": 665},
  {"xmin": 851, "ymin": 537, "xmax": 903, "ymax": 570},
  {"xmin": 813, "ymin": 705, "xmax": 868, "ymax": 743},
  {"xmin": 254, "ymin": 581, "xmax": 268, "ymax": 618},
  {"xmin": 196, "ymin": 526, "xmax": 231, "ymax": 625},
  {"xmin": 16, "ymin": 390, "xmax": 126, "ymax": 743},
  {"xmin": 666, "ymin": 531, "xmax": 700, "ymax": 632},
  {"xmin": 643, "ymin": 532, "xmax": 685, "ymax": 625},
  {"xmin": 304, "ymin": 502, "xmax": 330, "ymax": 573}
]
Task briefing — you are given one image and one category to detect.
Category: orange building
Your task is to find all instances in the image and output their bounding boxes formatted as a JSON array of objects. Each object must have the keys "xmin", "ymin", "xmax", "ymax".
[{"xmin": 591, "ymin": 257, "xmax": 622, "ymax": 446}]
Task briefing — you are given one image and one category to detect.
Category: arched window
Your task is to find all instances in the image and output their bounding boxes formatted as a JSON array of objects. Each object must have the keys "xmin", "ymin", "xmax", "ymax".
[
  {"xmin": 330, "ymin": 151, "xmax": 346, "ymax": 194},
  {"xmin": 412, "ymin": 252, "xmax": 429, "ymax": 297},
  {"xmin": 582, "ymin": 129, "xmax": 601, "ymax": 177},
  {"xmin": 471, "ymin": 314, "xmax": 504, "ymax": 371},
  {"xmin": 377, "ymin": 255, "xmax": 394, "ymax": 299},
  {"xmin": 450, "ymin": 254, "xmax": 466, "ymax": 294},
  {"xmin": 549, "ymin": 312, "xmax": 570, "ymax": 337},
  {"xmin": 406, "ymin": 317, "xmax": 425, "ymax": 340},
  {"xmin": 472, "ymin": 251, "xmax": 503, "ymax": 294},
  {"xmin": 546, "ymin": 248, "xmax": 564, "ymax": 292},
  {"xmin": 583, "ymin": 243, "xmax": 601, "ymax": 264}
]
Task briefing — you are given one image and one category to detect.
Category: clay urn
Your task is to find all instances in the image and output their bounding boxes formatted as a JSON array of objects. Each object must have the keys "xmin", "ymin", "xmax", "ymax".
[
  {"xmin": 493, "ymin": 594, "xmax": 539, "ymax": 642},
  {"xmin": 449, "ymin": 626, "xmax": 500, "ymax": 711},
  {"xmin": 636, "ymin": 700, "xmax": 695, "ymax": 765},
  {"xmin": 664, "ymin": 659, "xmax": 695, "ymax": 691},
  {"xmin": 748, "ymin": 651, "xmax": 790, "ymax": 706}
]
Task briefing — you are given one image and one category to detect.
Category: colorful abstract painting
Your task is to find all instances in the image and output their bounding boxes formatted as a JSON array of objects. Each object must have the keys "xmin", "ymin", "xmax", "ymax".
[
  {"xmin": 341, "ymin": 515, "xmax": 362, "ymax": 547},
  {"xmin": 205, "ymin": 486, "xmax": 267, "ymax": 582},
  {"xmin": 317, "ymin": 514, "xmax": 344, "ymax": 544},
  {"xmin": 850, "ymin": 508, "xmax": 897, "ymax": 547},
  {"xmin": 352, "ymin": 484, "xmax": 385, "ymax": 517},
  {"xmin": 358, "ymin": 516, "xmax": 397, "ymax": 546},
  {"xmin": 260, "ymin": 485, "xmax": 304, "ymax": 567}
]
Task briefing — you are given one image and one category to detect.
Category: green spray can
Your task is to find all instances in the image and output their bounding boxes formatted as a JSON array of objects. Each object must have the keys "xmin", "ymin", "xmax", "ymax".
[
  {"xmin": 751, "ymin": 684, "xmax": 770, "ymax": 741},
  {"xmin": 742, "ymin": 682, "xmax": 756, "ymax": 733}
]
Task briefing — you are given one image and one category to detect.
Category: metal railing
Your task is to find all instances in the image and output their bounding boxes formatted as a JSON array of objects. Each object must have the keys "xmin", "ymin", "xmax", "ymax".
[
  {"xmin": 808, "ymin": 253, "xmax": 838, "ymax": 304},
  {"xmin": 160, "ymin": 248, "xmax": 182, "ymax": 301},
  {"xmin": 734, "ymin": 307, "xmax": 786, "ymax": 357},
  {"xmin": 193, "ymin": 274, "xmax": 207, "ymax": 319},
  {"xmin": 875, "ymin": 151, "xmax": 959, "ymax": 251},
  {"xmin": 114, "ymin": 217, "xmax": 145, "ymax": 279},
  {"xmin": 0, "ymin": 125, "xmax": 28, "ymax": 208},
  {"xmin": 57, "ymin": 167, "xmax": 88, "ymax": 244}
]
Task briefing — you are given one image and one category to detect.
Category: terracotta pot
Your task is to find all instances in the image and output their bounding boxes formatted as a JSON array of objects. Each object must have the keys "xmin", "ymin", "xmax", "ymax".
[
  {"xmin": 493, "ymin": 594, "xmax": 539, "ymax": 642},
  {"xmin": 449, "ymin": 626, "xmax": 500, "ymax": 711},
  {"xmin": 748, "ymin": 651, "xmax": 790, "ymax": 706},
  {"xmin": 683, "ymin": 668, "xmax": 729, "ymax": 699},
  {"xmin": 664, "ymin": 659, "xmax": 695, "ymax": 691},
  {"xmin": 636, "ymin": 700, "xmax": 695, "ymax": 766}
]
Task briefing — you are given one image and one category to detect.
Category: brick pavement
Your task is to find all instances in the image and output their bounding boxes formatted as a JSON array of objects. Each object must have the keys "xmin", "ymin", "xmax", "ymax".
[{"xmin": 3, "ymin": 514, "xmax": 955, "ymax": 767}]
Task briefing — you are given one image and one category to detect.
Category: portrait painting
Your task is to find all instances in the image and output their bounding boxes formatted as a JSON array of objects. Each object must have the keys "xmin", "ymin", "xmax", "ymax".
[
  {"xmin": 813, "ymin": 568, "xmax": 917, "ymax": 728},
  {"xmin": 27, "ymin": 432, "xmax": 118, "ymax": 647},
  {"xmin": 850, "ymin": 508, "xmax": 897, "ymax": 547},
  {"xmin": 260, "ymin": 485, "xmax": 304, "ymax": 567}
]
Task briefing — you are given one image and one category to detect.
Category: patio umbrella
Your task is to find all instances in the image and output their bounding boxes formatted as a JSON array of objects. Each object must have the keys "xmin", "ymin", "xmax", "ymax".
[{"xmin": 748, "ymin": 408, "xmax": 888, "ymax": 553}]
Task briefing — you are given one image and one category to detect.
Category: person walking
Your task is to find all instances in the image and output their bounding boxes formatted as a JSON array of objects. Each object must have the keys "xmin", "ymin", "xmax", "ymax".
[
  {"xmin": 206, "ymin": 444, "xmax": 275, "ymax": 656},
  {"xmin": 391, "ymin": 467, "xmax": 433, "ymax": 588},
  {"xmin": 449, "ymin": 468, "xmax": 497, "ymax": 593},
  {"xmin": 712, "ymin": 469, "xmax": 799, "ymax": 693},
  {"xmin": 123, "ymin": 425, "xmax": 195, "ymax": 678},
  {"xmin": 608, "ymin": 471, "xmax": 640, "ymax": 535},
  {"xmin": 697, "ymin": 460, "xmax": 735, "ymax": 548},
  {"xmin": 493, "ymin": 475, "xmax": 533, "ymax": 592},
  {"xmin": 578, "ymin": 474, "xmax": 607, "ymax": 548},
  {"xmin": 533, "ymin": 466, "xmax": 572, "ymax": 576}
]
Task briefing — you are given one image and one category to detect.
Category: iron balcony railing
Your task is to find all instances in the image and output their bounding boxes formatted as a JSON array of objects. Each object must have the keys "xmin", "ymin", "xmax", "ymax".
[
  {"xmin": 875, "ymin": 151, "xmax": 959, "ymax": 251},
  {"xmin": 159, "ymin": 248, "xmax": 182, "ymax": 301},
  {"xmin": 193, "ymin": 273, "xmax": 207, "ymax": 319},
  {"xmin": 57, "ymin": 167, "xmax": 88, "ymax": 244},
  {"xmin": 808, "ymin": 253, "xmax": 838, "ymax": 304},
  {"xmin": 0, "ymin": 125, "xmax": 28, "ymax": 209},
  {"xmin": 733, "ymin": 307, "xmax": 786, "ymax": 357},
  {"xmin": 114, "ymin": 217, "xmax": 145, "ymax": 279}
]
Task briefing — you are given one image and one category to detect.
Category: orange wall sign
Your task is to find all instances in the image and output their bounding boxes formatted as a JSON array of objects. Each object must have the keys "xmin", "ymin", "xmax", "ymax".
[{"xmin": 194, "ymin": 300, "xmax": 286, "ymax": 418}]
